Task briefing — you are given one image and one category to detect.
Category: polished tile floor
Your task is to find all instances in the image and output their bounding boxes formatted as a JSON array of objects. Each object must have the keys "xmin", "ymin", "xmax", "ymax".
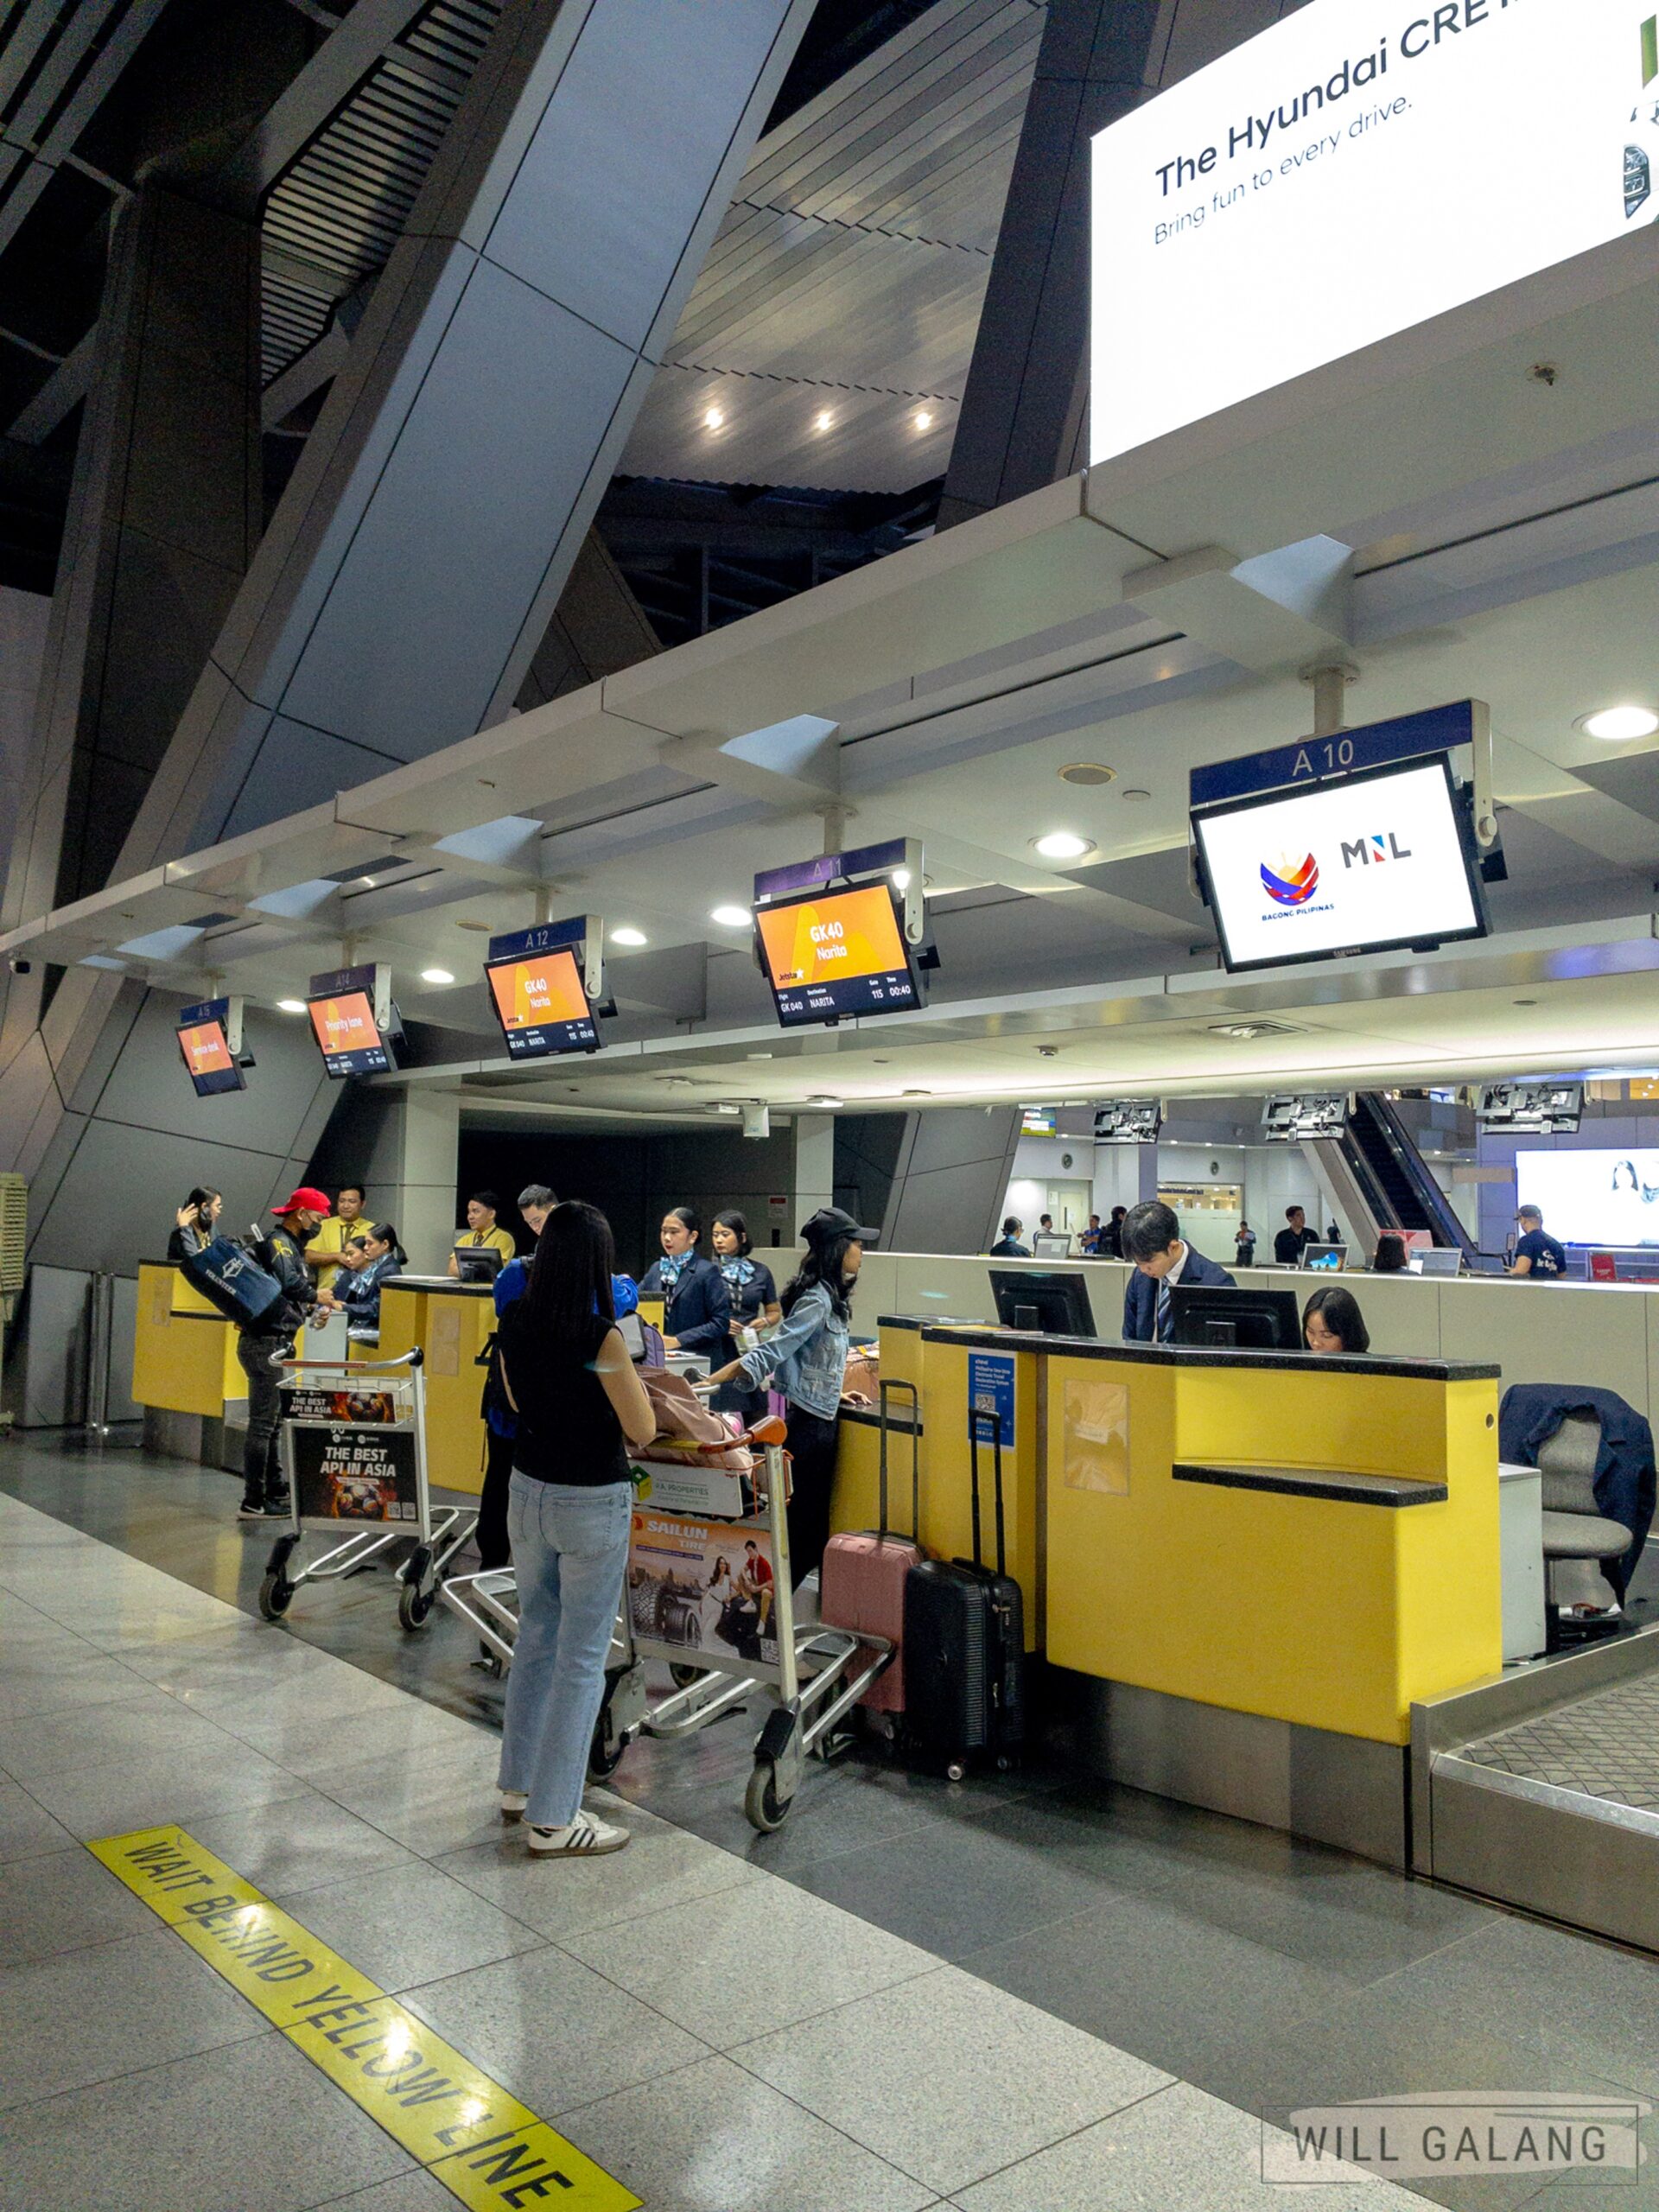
[{"xmin": 2, "ymin": 1432, "xmax": 1657, "ymax": 2210}]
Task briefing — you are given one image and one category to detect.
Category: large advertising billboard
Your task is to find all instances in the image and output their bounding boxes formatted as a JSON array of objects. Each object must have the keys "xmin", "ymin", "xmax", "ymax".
[
  {"xmin": 1516, "ymin": 1149, "xmax": 1659, "ymax": 1246},
  {"xmin": 1092, "ymin": 0, "xmax": 1658, "ymax": 461}
]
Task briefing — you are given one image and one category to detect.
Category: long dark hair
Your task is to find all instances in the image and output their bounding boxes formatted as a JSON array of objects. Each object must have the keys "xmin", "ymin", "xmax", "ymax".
[
  {"xmin": 522, "ymin": 1200, "xmax": 617, "ymax": 1339},
  {"xmin": 184, "ymin": 1185, "xmax": 220, "ymax": 1217},
  {"xmin": 782, "ymin": 1233, "xmax": 857, "ymax": 1323},
  {"xmin": 713, "ymin": 1208, "xmax": 752, "ymax": 1256},
  {"xmin": 1303, "ymin": 1284, "xmax": 1370, "ymax": 1354},
  {"xmin": 366, "ymin": 1222, "xmax": 405, "ymax": 1264}
]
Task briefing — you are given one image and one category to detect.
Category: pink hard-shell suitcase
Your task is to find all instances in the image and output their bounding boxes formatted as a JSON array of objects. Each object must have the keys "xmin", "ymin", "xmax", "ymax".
[{"xmin": 819, "ymin": 1380, "xmax": 923, "ymax": 1714}]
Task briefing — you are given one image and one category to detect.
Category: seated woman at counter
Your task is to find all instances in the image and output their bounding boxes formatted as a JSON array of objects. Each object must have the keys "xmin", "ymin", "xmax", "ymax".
[
  {"xmin": 709, "ymin": 1209, "xmax": 779, "ymax": 1422},
  {"xmin": 639, "ymin": 1206, "xmax": 733, "ymax": 1363},
  {"xmin": 1372, "ymin": 1231, "xmax": 1408, "ymax": 1273},
  {"xmin": 1122, "ymin": 1200, "xmax": 1235, "ymax": 1344},
  {"xmin": 320, "ymin": 1223, "xmax": 404, "ymax": 1337},
  {"xmin": 1303, "ymin": 1284, "xmax": 1370, "ymax": 1355}
]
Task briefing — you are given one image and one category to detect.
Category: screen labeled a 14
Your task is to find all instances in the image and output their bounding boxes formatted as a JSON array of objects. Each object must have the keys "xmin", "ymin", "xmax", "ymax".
[
  {"xmin": 485, "ymin": 945, "xmax": 598, "ymax": 1058},
  {"xmin": 308, "ymin": 991, "xmax": 389, "ymax": 1077},
  {"xmin": 754, "ymin": 880, "xmax": 921, "ymax": 1027}
]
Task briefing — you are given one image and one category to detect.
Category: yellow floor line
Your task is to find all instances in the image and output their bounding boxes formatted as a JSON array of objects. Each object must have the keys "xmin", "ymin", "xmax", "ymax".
[{"xmin": 89, "ymin": 1824, "xmax": 642, "ymax": 2212}]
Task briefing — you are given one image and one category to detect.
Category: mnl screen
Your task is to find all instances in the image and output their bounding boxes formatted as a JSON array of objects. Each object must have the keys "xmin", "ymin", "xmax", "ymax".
[
  {"xmin": 755, "ymin": 880, "xmax": 921, "ymax": 1027},
  {"xmin": 177, "ymin": 1018, "xmax": 244, "ymax": 1097},
  {"xmin": 308, "ymin": 990, "xmax": 390, "ymax": 1077},
  {"xmin": 485, "ymin": 946, "xmax": 599, "ymax": 1058},
  {"xmin": 1192, "ymin": 753, "xmax": 1486, "ymax": 975}
]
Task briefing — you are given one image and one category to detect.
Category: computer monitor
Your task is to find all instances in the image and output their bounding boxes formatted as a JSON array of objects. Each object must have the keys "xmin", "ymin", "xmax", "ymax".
[
  {"xmin": 1032, "ymin": 1233, "xmax": 1072, "ymax": 1259},
  {"xmin": 989, "ymin": 1268, "xmax": 1096, "ymax": 1338},
  {"xmin": 454, "ymin": 1248, "xmax": 505, "ymax": 1284},
  {"xmin": 1413, "ymin": 1247, "xmax": 1463, "ymax": 1277},
  {"xmin": 1300, "ymin": 1243, "xmax": 1347, "ymax": 1272},
  {"xmin": 1168, "ymin": 1285, "xmax": 1301, "ymax": 1351}
]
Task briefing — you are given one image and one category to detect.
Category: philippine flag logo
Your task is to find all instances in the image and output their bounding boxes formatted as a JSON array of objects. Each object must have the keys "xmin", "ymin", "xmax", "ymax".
[{"xmin": 1261, "ymin": 852, "xmax": 1319, "ymax": 906}]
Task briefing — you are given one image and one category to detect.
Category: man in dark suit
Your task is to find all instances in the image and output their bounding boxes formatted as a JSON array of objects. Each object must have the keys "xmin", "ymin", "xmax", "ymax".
[{"xmin": 1121, "ymin": 1199, "xmax": 1236, "ymax": 1343}]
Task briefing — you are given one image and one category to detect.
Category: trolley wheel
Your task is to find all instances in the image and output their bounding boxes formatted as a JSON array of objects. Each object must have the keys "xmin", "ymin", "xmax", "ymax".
[
  {"xmin": 669, "ymin": 1662, "xmax": 706, "ymax": 1691},
  {"xmin": 588, "ymin": 1723, "xmax": 628, "ymax": 1782},
  {"xmin": 745, "ymin": 1758, "xmax": 791, "ymax": 1833},
  {"xmin": 259, "ymin": 1568, "xmax": 295, "ymax": 1621},
  {"xmin": 397, "ymin": 1579, "xmax": 435, "ymax": 1631},
  {"xmin": 945, "ymin": 1759, "xmax": 968, "ymax": 1783}
]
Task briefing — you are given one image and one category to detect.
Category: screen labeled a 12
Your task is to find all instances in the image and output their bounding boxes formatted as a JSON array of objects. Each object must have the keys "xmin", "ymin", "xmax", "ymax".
[
  {"xmin": 485, "ymin": 947, "xmax": 598, "ymax": 1058},
  {"xmin": 308, "ymin": 991, "xmax": 389, "ymax": 1077},
  {"xmin": 755, "ymin": 880, "xmax": 921, "ymax": 1027}
]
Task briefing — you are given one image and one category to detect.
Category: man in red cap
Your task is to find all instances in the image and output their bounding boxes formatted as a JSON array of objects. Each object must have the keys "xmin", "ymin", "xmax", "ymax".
[{"xmin": 175, "ymin": 1185, "xmax": 330, "ymax": 1518}]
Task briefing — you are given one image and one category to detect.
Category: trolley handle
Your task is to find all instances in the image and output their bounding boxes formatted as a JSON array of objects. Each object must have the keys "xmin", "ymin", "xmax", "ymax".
[
  {"xmin": 277, "ymin": 1347, "xmax": 423, "ymax": 1374},
  {"xmin": 654, "ymin": 1412, "xmax": 787, "ymax": 1459}
]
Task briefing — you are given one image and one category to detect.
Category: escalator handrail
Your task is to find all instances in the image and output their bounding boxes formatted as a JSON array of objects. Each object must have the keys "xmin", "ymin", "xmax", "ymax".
[{"xmin": 1357, "ymin": 1094, "xmax": 1478, "ymax": 1260}]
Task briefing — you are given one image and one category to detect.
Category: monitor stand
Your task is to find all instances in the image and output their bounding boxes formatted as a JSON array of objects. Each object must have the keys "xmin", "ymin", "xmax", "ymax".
[{"xmin": 1201, "ymin": 1319, "xmax": 1239, "ymax": 1346}]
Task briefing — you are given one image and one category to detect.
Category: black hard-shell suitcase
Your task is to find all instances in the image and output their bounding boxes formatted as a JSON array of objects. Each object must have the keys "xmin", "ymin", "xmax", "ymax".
[{"xmin": 902, "ymin": 1408, "xmax": 1025, "ymax": 1777}]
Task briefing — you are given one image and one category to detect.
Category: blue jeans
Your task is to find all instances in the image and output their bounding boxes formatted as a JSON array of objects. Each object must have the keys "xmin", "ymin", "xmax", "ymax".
[{"xmin": 498, "ymin": 1473, "xmax": 631, "ymax": 1828}]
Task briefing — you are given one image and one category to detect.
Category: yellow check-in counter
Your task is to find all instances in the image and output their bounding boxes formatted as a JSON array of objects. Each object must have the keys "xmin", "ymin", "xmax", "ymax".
[
  {"xmin": 830, "ymin": 1315, "xmax": 1504, "ymax": 1866},
  {"xmin": 377, "ymin": 1277, "xmax": 493, "ymax": 1498},
  {"xmin": 133, "ymin": 1262, "xmax": 244, "ymax": 1418}
]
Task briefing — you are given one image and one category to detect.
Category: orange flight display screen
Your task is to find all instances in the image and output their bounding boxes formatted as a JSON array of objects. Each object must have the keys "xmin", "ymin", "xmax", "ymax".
[
  {"xmin": 308, "ymin": 990, "xmax": 389, "ymax": 1077},
  {"xmin": 754, "ymin": 880, "xmax": 920, "ymax": 1026},
  {"xmin": 486, "ymin": 946, "xmax": 598, "ymax": 1058},
  {"xmin": 176, "ymin": 1019, "xmax": 243, "ymax": 1096}
]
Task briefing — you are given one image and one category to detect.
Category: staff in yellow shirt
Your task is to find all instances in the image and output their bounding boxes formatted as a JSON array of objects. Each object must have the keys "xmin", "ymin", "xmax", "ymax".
[
  {"xmin": 448, "ymin": 1190, "xmax": 517, "ymax": 1277},
  {"xmin": 307, "ymin": 1184, "xmax": 367, "ymax": 1294}
]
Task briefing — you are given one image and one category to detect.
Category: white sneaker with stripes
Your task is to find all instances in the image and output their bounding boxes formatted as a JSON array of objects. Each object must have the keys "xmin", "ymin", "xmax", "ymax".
[{"xmin": 525, "ymin": 1808, "xmax": 629, "ymax": 1856}]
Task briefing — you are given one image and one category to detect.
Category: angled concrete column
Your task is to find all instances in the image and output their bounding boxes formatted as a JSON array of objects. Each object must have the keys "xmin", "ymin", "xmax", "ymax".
[
  {"xmin": 130, "ymin": 0, "xmax": 816, "ymax": 866},
  {"xmin": 882, "ymin": 1106, "xmax": 1022, "ymax": 1255}
]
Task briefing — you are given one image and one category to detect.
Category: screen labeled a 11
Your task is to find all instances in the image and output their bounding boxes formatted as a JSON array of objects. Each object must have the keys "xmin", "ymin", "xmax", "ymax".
[
  {"xmin": 486, "ymin": 945, "xmax": 598, "ymax": 1058},
  {"xmin": 754, "ymin": 880, "xmax": 922, "ymax": 1027}
]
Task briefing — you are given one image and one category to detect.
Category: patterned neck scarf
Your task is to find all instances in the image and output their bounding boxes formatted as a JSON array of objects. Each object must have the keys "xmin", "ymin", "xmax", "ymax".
[
  {"xmin": 658, "ymin": 1249, "xmax": 694, "ymax": 1291},
  {"xmin": 719, "ymin": 1255, "xmax": 756, "ymax": 1289}
]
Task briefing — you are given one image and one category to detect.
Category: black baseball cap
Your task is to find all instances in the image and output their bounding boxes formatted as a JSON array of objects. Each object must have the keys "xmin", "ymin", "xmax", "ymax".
[{"xmin": 800, "ymin": 1205, "xmax": 878, "ymax": 1247}]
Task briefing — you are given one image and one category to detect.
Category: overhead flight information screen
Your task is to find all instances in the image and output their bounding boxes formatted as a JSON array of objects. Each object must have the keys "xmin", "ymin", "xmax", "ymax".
[
  {"xmin": 308, "ymin": 990, "xmax": 390, "ymax": 1078},
  {"xmin": 755, "ymin": 880, "xmax": 923, "ymax": 1027},
  {"xmin": 486, "ymin": 945, "xmax": 599, "ymax": 1058},
  {"xmin": 176, "ymin": 1014, "xmax": 244, "ymax": 1097}
]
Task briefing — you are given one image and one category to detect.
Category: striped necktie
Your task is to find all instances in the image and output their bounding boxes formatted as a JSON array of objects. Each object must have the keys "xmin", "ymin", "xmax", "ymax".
[{"xmin": 1155, "ymin": 1277, "xmax": 1172, "ymax": 1341}]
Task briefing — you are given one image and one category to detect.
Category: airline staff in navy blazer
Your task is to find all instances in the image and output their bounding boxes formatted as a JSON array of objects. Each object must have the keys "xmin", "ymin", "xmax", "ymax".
[{"xmin": 1121, "ymin": 1199, "xmax": 1236, "ymax": 1343}]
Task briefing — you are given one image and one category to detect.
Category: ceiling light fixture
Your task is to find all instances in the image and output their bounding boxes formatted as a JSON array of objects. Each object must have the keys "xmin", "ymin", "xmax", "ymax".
[
  {"xmin": 610, "ymin": 926, "xmax": 647, "ymax": 947},
  {"xmin": 709, "ymin": 905, "xmax": 751, "ymax": 928},
  {"xmin": 913, "ymin": 410, "xmax": 932, "ymax": 430},
  {"xmin": 814, "ymin": 409, "xmax": 833, "ymax": 432},
  {"xmin": 276, "ymin": 998, "xmax": 307, "ymax": 1014},
  {"xmin": 1121, "ymin": 789, "xmax": 1152, "ymax": 804},
  {"xmin": 1058, "ymin": 763, "xmax": 1116, "ymax": 786},
  {"xmin": 420, "ymin": 967, "xmax": 455, "ymax": 985},
  {"xmin": 454, "ymin": 918, "xmax": 491, "ymax": 931},
  {"xmin": 890, "ymin": 868, "xmax": 911, "ymax": 892},
  {"xmin": 703, "ymin": 405, "xmax": 724, "ymax": 429},
  {"xmin": 1032, "ymin": 830, "xmax": 1096, "ymax": 861},
  {"xmin": 808, "ymin": 1093, "xmax": 843, "ymax": 1108},
  {"xmin": 1580, "ymin": 705, "xmax": 1659, "ymax": 741}
]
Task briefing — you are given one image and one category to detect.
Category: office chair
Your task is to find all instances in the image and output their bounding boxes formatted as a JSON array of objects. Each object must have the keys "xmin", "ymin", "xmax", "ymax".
[{"xmin": 1537, "ymin": 1411, "xmax": 1633, "ymax": 1648}]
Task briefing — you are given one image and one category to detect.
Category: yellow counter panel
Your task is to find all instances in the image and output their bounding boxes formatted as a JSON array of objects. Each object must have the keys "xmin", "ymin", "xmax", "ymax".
[
  {"xmin": 1040, "ymin": 1341, "xmax": 1502, "ymax": 1746},
  {"xmin": 133, "ymin": 1263, "xmax": 242, "ymax": 1417},
  {"xmin": 378, "ymin": 1279, "xmax": 493, "ymax": 1498}
]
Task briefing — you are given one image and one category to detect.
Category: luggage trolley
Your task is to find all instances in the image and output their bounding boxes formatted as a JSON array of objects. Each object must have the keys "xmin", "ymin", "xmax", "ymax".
[
  {"xmin": 443, "ymin": 1418, "xmax": 894, "ymax": 1831},
  {"xmin": 259, "ymin": 1349, "xmax": 476, "ymax": 1629}
]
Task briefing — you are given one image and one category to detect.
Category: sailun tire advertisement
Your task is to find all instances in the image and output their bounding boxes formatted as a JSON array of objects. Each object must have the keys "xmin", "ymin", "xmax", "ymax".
[{"xmin": 1091, "ymin": 0, "xmax": 1659, "ymax": 461}]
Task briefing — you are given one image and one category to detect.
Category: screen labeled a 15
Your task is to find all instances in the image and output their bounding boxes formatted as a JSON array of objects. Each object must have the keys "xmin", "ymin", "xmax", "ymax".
[
  {"xmin": 755, "ymin": 881, "xmax": 920, "ymax": 1026},
  {"xmin": 485, "ymin": 946, "xmax": 598, "ymax": 1058},
  {"xmin": 176, "ymin": 1019, "xmax": 244, "ymax": 1097},
  {"xmin": 1192, "ymin": 753, "xmax": 1486, "ymax": 974},
  {"xmin": 308, "ymin": 991, "xmax": 389, "ymax": 1077}
]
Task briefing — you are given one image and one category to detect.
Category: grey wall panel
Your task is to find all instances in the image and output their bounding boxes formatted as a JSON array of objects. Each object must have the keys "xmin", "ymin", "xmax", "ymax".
[
  {"xmin": 883, "ymin": 1104, "xmax": 1022, "ymax": 1255},
  {"xmin": 219, "ymin": 717, "xmax": 408, "ymax": 842},
  {"xmin": 29, "ymin": 1120, "xmax": 298, "ymax": 1274},
  {"xmin": 276, "ymin": 266, "xmax": 639, "ymax": 758},
  {"xmin": 85, "ymin": 997, "xmax": 332, "ymax": 1165}
]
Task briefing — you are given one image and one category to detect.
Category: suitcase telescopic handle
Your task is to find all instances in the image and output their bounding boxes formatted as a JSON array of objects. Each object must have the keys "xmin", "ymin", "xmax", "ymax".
[
  {"xmin": 968, "ymin": 1407, "xmax": 1007, "ymax": 1578},
  {"xmin": 878, "ymin": 1378, "xmax": 920, "ymax": 1542}
]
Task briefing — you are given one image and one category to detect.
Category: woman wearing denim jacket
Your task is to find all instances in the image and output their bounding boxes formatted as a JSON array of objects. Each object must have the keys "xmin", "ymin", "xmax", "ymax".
[{"xmin": 698, "ymin": 1206, "xmax": 875, "ymax": 1588}]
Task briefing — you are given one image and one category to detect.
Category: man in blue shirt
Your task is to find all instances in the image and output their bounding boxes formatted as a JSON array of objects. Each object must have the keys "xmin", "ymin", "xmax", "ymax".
[{"xmin": 1510, "ymin": 1205, "xmax": 1567, "ymax": 1281}]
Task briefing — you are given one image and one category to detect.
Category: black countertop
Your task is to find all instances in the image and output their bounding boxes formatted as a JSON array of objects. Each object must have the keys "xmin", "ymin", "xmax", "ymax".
[{"xmin": 911, "ymin": 1324, "xmax": 1498, "ymax": 1383}]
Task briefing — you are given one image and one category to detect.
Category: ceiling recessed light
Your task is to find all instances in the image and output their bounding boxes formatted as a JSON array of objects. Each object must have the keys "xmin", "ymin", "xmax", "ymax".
[
  {"xmin": 1514, "ymin": 998, "xmax": 1538, "ymax": 1007},
  {"xmin": 913, "ymin": 410, "xmax": 932, "ymax": 430},
  {"xmin": 703, "ymin": 405, "xmax": 725, "ymax": 429},
  {"xmin": 1580, "ymin": 705, "xmax": 1659, "ymax": 741},
  {"xmin": 746, "ymin": 1051, "xmax": 772, "ymax": 1061},
  {"xmin": 420, "ymin": 967, "xmax": 455, "ymax": 985},
  {"xmin": 1058, "ymin": 763, "xmax": 1116, "ymax": 786},
  {"xmin": 610, "ymin": 926, "xmax": 647, "ymax": 947},
  {"xmin": 709, "ymin": 905, "xmax": 751, "ymax": 928},
  {"xmin": 1122, "ymin": 788, "xmax": 1152, "ymax": 803},
  {"xmin": 808, "ymin": 1095, "xmax": 843, "ymax": 1109},
  {"xmin": 1032, "ymin": 830, "xmax": 1096, "ymax": 861},
  {"xmin": 813, "ymin": 409, "xmax": 833, "ymax": 432},
  {"xmin": 276, "ymin": 999, "xmax": 306, "ymax": 1014},
  {"xmin": 890, "ymin": 868, "xmax": 912, "ymax": 893},
  {"xmin": 454, "ymin": 918, "xmax": 491, "ymax": 931}
]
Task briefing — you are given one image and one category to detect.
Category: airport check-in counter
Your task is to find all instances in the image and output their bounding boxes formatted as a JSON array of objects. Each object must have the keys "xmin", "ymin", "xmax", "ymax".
[{"xmin": 377, "ymin": 1278, "xmax": 494, "ymax": 1498}]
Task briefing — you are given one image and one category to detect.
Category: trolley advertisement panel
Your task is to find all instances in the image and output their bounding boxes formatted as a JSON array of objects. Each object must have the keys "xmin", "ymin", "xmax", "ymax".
[{"xmin": 627, "ymin": 1507, "xmax": 781, "ymax": 1671}]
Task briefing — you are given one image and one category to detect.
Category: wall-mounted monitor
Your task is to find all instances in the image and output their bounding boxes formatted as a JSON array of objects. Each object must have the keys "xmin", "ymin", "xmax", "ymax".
[
  {"xmin": 1478, "ymin": 1080, "xmax": 1584, "ymax": 1135},
  {"xmin": 754, "ymin": 880, "xmax": 924, "ymax": 1027},
  {"xmin": 485, "ymin": 944, "xmax": 598, "ymax": 1058},
  {"xmin": 1516, "ymin": 1149, "xmax": 1659, "ymax": 1248},
  {"xmin": 1094, "ymin": 1100, "xmax": 1161, "ymax": 1144},
  {"xmin": 1090, "ymin": 0, "xmax": 1647, "ymax": 463},
  {"xmin": 1262, "ymin": 1093, "xmax": 1348, "ymax": 1142},
  {"xmin": 176, "ymin": 997, "xmax": 245, "ymax": 1097},
  {"xmin": 1193, "ymin": 754, "xmax": 1487, "ymax": 975},
  {"xmin": 306, "ymin": 964, "xmax": 392, "ymax": 1078}
]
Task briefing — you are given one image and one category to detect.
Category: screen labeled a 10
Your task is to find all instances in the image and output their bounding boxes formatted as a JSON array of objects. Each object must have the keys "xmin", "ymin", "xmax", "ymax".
[
  {"xmin": 486, "ymin": 946, "xmax": 598, "ymax": 1058},
  {"xmin": 755, "ymin": 880, "xmax": 921, "ymax": 1027},
  {"xmin": 308, "ymin": 990, "xmax": 389, "ymax": 1077}
]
